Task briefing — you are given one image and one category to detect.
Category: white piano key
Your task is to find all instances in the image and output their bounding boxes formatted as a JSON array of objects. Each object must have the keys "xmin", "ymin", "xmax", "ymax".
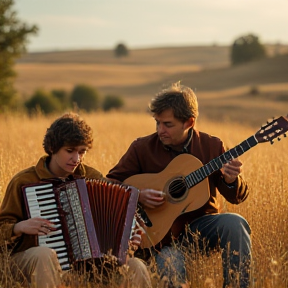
[
  {"xmin": 41, "ymin": 213, "xmax": 60, "ymax": 220},
  {"xmin": 46, "ymin": 230, "xmax": 63, "ymax": 236},
  {"xmin": 41, "ymin": 241, "xmax": 66, "ymax": 248},
  {"xmin": 49, "ymin": 218, "xmax": 60, "ymax": 223},
  {"xmin": 53, "ymin": 246, "xmax": 67, "ymax": 252},
  {"xmin": 57, "ymin": 252, "xmax": 68, "ymax": 258},
  {"xmin": 39, "ymin": 236, "xmax": 64, "ymax": 244},
  {"xmin": 26, "ymin": 194, "xmax": 55, "ymax": 201},
  {"xmin": 28, "ymin": 199, "xmax": 56, "ymax": 206},
  {"xmin": 58, "ymin": 257, "xmax": 69, "ymax": 264},
  {"xmin": 25, "ymin": 183, "xmax": 53, "ymax": 190},
  {"xmin": 25, "ymin": 183, "xmax": 53, "ymax": 189},
  {"xmin": 61, "ymin": 263, "xmax": 71, "ymax": 270},
  {"xmin": 25, "ymin": 188, "xmax": 54, "ymax": 194},
  {"xmin": 30, "ymin": 204, "xmax": 57, "ymax": 211},
  {"xmin": 51, "ymin": 223, "xmax": 62, "ymax": 229},
  {"xmin": 30, "ymin": 211, "xmax": 58, "ymax": 218},
  {"xmin": 41, "ymin": 209, "xmax": 58, "ymax": 216},
  {"xmin": 39, "ymin": 232, "xmax": 61, "ymax": 238}
]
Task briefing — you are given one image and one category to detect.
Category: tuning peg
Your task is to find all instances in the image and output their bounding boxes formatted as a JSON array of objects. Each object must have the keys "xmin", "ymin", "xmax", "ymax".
[
  {"xmin": 284, "ymin": 133, "xmax": 287, "ymax": 137},
  {"xmin": 271, "ymin": 140, "xmax": 274, "ymax": 144},
  {"xmin": 262, "ymin": 123, "xmax": 268, "ymax": 129},
  {"xmin": 278, "ymin": 137, "xmax": 281, "ymax": 141}
]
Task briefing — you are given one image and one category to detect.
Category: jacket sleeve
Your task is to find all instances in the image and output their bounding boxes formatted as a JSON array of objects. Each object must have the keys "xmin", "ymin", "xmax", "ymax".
[
  {"xmin": 0, "ymin": 177, "xmax": 25, "ymax": 245},
  {"xmin": 212, "ymin": 140, "xmax": 249, "ymax": 204},
  {"xmin": 106, "ymin": 140, "xmax": 142, "ymax": 182},
  {"xmin": 216, "ymin": 173, "xmax": 249, "ymax": 204}
]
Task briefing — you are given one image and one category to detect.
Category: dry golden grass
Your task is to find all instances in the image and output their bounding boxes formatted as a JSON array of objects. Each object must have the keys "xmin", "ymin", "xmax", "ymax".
[{"xmin": 1, "ymin": 112, "xmax": 288, "ymax": 287}]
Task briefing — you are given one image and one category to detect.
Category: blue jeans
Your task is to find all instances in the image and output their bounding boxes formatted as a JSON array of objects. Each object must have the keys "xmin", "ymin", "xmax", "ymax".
[{"xmin": 154, "ymin": 213, "xmax": 252, "ymax": 288}]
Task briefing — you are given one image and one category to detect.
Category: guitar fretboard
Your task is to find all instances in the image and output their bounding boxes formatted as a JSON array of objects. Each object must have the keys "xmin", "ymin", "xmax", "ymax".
[{"xmin": 185, "ymin": 135, "xmax": 258, "ymax": 188}]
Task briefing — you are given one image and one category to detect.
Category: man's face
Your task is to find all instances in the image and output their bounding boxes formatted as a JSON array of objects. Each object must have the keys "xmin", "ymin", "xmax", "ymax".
[
  {"xmin": 49, "ymin": 145, "xmax": 88, "ymax": 177},
  {"xmin": 154, "ymin": 109, "xmax": 193, "ymax": 146}
]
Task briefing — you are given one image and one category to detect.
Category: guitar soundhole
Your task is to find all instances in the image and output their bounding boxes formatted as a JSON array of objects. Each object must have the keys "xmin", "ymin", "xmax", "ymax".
[{"xmin": 167, "ymin": 177, "xmax": 187, "ymax": 202}]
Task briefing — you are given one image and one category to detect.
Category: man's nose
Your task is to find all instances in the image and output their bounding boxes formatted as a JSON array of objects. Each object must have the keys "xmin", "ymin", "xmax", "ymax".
[
  {"xmin": 72, "ymin": 153, "xmax": 80, "ymax": 163},
  {"xmin": 157, "ymin": 123, "xmax": 165, "ymax": 133}
]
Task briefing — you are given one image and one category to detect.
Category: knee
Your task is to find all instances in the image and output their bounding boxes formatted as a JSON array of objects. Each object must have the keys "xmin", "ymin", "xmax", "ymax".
[
  {"xmin": 28, "ymin": 246, "xmax": 58, "ymax": 265},
  {"xmin": 217, "ymin": 213, "xmax": 251, "ymax": 253},
  {"xmin": 127, "ymin": 257, "xmax": 152, "ymax": 288},
  {"xmin": 127, "ymin": 257, "xmax": 149, "ymax": 275},
  {"xmin": 219, "ymin": 213, "xmax": 251, "ymax": 235}
]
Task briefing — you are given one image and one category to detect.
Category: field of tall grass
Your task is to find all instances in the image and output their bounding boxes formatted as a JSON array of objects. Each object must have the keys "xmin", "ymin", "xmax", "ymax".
[{"xmin": 1, "ymin": 112, "xmax": 288, "ymax": 288}]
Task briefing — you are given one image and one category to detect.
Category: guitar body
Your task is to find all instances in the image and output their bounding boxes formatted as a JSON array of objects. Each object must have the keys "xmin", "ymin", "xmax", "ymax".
[{"xmin": 124, "ymin": 154, "xmax": 210, "ymax": 247}]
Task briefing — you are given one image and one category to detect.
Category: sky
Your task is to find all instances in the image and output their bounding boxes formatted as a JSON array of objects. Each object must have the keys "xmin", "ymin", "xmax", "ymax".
[{"xmin": 14, "ymin": 0, "xmax": 288, "ymax": 52}]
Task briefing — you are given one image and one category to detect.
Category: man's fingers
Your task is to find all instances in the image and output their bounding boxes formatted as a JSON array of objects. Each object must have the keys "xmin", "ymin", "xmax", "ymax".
[
  {"xmin": 146, "ymin": 199, "xmax": 165, "ymax": 208},
  {"xmin": 142, "ymin": 189, "xmax": 165, "ymax": 197}
]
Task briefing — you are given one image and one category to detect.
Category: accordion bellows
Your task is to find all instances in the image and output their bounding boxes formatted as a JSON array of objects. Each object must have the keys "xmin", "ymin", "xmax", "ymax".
[{"xmin": 22, "ymin": 178, "xmax": 139, "ymax": 270}]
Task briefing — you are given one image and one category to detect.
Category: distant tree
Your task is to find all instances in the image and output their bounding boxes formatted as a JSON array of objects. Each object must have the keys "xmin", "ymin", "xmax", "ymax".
[
  {"xmin": 0, "ymin": 0, "xmax": 38, "ymax": 112},
  {"xmin": 230, "ymin": 34, "xmax": 266, "ymax": 65},
  {"xmin": 114, "ymin": 43, "xmax": 129, "ymax": 58},
  {"xmin": 71, "ymin": 84, "xmax": 100, "ymax": 112},
  {"xmin": 25, "ymin": 89, "xmax": 61, "ymax": 114},
  {"xmin": 102, "ymin": 95, "xmax": 124, "ymax": 111}
]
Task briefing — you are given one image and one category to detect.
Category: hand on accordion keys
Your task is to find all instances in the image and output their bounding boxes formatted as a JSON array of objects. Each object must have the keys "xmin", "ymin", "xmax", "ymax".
[{"xmin": 13, "ymin": 217, "xmax": 58, "ymax": 237}]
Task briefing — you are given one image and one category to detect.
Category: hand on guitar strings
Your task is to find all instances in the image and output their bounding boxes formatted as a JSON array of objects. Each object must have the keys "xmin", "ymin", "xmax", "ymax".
[
  {"xmin": 13, "ymin": 217, "xmax": 57, "ymax": 237},
  {"xmin": 221, "ymin": 158, "xmax": 243, "ymax": 184},
  {"xmin": 139, "ymin": 189, "xmax": 165, "ymax": 209}
]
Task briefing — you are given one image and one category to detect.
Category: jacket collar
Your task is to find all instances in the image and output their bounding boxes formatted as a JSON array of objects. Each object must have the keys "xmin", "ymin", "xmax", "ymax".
[
  {"xmin": 163, "ymin": 128, "xmax": 193, "ymax": 154},
  {"xmin": 35, "ymin": 155, "xmax": 87, "ymax": 180}
]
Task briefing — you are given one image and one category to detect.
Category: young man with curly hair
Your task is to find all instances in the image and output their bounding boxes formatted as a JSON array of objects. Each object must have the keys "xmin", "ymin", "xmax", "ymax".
[{"xmin": 0, "ymin": 112, "xmax": 151, "ymax": 288}]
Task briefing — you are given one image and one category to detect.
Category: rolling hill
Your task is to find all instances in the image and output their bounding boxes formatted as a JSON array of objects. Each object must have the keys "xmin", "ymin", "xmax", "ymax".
[{"xmin": 15, "ymin": 45, "xmax": 288, "ymax": 127}]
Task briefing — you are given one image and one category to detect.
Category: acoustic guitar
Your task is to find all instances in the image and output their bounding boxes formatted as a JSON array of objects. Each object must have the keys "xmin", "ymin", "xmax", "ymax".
[{"xmin": 124, "ymin": 116, "xmax": 288, "ymax": 247}]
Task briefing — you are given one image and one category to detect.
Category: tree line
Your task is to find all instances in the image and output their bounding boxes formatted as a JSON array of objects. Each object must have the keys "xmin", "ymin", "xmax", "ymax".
[
  {"xmin": 0, "ymin": 0, "xmax": 268, "ymax": 114},
  {"xmin": 24, "ymin": 85, "xmax": 124, "ymax": 115}
]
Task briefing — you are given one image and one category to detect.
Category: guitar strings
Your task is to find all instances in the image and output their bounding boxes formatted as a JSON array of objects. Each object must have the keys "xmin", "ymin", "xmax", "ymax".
[{"xmin": 167, "ymin": 179, "xmax": 187, "ymax": 197}]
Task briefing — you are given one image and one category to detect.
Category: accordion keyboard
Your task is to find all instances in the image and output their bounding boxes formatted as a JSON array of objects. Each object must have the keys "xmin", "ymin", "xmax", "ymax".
[
  {"xmin": 24, "ymin": 183, "xmax": 70, "ymax": 270},
  {"xmin": 23, "ymin": 178, "xmax": 140, "ymax": 269}
]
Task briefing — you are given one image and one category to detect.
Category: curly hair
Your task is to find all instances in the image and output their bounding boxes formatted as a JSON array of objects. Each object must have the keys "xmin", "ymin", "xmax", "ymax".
[
  {"xmin": 149, "ymin": 82, "xmax": 199, "ymax": 122},
  {"xmin": 43, "ymin": 112, "xmax": 93, "ymax": 156}
]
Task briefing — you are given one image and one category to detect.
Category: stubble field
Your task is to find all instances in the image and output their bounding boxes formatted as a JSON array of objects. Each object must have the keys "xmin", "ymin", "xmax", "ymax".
[
  {"xmin": 1, "ymin": 44, "xmax": 288, "ymax": 287},
  {"xmin": 1, "ymin": 112, "xmax": 288, "ymax": 287}
]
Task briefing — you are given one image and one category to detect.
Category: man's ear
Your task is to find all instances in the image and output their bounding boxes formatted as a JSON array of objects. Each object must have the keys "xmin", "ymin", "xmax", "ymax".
[{"xmin": 184, "ymin": 117, "xmax": 195, "ymax": 129}]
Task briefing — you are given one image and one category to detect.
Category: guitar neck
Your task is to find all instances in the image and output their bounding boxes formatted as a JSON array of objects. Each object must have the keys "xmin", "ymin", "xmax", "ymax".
[{"xmin": 185, "ymin": 135, "xmax": 258, "ymax": 188}]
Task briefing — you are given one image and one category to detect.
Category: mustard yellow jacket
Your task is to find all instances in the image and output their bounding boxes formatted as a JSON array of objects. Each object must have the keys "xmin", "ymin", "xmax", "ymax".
[{"xmin": 0, "ymin": 155, "xmax": 102, "ymax": 254}]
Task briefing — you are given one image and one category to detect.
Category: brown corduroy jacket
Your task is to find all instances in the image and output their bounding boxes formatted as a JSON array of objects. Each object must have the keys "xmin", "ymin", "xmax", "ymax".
[
  {"xmin": 106, "ymin": 129, "xmax": 249, "ymax": 245},
  {"xmin": 0, "ymin": 155, "xmax": 102, "ymax": 254}
]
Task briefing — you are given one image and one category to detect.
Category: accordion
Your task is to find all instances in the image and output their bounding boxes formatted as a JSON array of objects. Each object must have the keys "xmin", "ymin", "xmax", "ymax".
[{"xmin": 22, "ymin": 178, "xmax": 139, "ymax": 270}]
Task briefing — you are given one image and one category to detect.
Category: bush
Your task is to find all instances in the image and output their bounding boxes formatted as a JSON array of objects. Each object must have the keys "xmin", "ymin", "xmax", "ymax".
[
  {"xmin": 24, "ymin": 89, "xmax": 61, "ymax": 114},
  {"xmin": 71, "ymin": 84, "xmax": 100, "ymax": 112},
  {"xmin": 102, "ymin": 95, "xmax": 124, "ymax": 111},
  {"xmin": 114, "ymin": 43, "xmax": 129, "ymax": 58},
  {"xmin": 230, "ymin": 33, "xmax": 266, "ymax": 65},
  {"xmin": 249, "ymin": 86, "xmax": 260, "ymax": 95},
  {"xmin": 51, "ymin": 89, "xmax": 71, "ymax": 109}
]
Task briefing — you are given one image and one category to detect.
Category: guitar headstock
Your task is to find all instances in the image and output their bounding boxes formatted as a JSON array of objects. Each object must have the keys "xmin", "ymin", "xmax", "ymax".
[{"xmin": 255, "ymin": 115, "xmax": 288, "ymax": 144}]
